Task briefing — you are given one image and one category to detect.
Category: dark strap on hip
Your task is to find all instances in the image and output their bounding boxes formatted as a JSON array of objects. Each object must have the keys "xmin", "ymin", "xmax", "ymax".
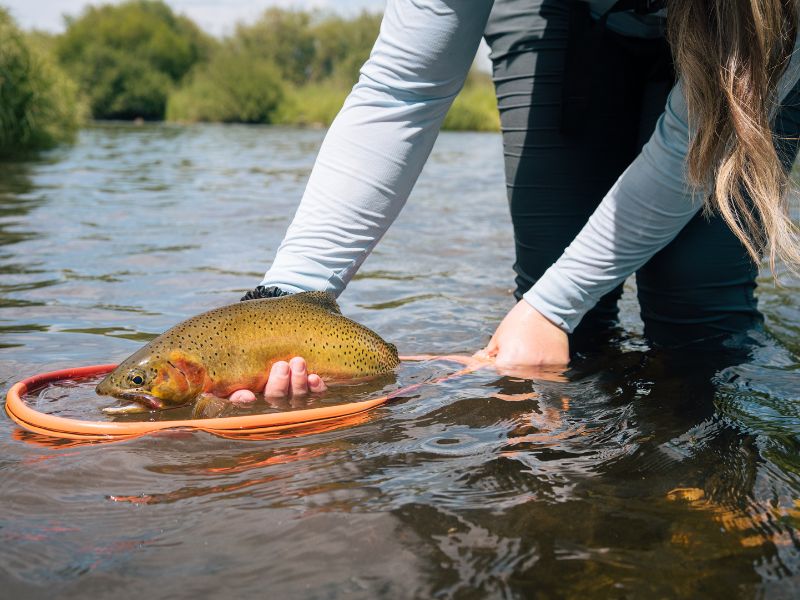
[
  {"xmin": 560, "ymin": 0, "xmax": 666, "ymax": 134},
  {"xmin": 606, "ymin": 0, "xmax": 666, "ymax": 15}
]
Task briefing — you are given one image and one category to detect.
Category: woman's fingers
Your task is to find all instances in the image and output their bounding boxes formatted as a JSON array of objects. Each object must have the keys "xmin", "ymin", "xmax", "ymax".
[
  {"xmin": 308, "ymin": 373, "xmax": 327, "ymax": 393},
  {"xmin": 229, "ymin": 389, "xmax": 257, "ymax": 405},
  {"xmin": 475, "ymin": 334, "xmax": 499, "ymax": 360},
  {"xmin": 289, "ymin": 356, "xmax": 309, "ymax": 395},
  {"xmin": 264, "ymin": 361, "xmax": 291, "ymax": 398},
  {"xmin": 263, "ymin": 357, "xmax": 325, "ymax": 399}
]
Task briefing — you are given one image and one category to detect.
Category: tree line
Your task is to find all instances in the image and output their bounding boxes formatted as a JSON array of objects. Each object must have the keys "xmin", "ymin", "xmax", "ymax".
[{"xmin": 0, "ymin": 1, "xmax": 498, "ymax": 156}]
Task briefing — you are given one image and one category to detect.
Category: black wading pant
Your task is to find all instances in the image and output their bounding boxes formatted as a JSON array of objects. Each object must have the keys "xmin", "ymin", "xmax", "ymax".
[{"xmin": 484, "ymin": 0, "xmax": 800, "ymax": 347}]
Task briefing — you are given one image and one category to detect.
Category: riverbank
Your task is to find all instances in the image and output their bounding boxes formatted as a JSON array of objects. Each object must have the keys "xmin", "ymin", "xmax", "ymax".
[
  {"xmin": 0, "ymin": 8, "xmax": 84, "ymax": 156},
  {"xmin": 0, "ymin": 1, "xmax": 498, "ymax": 157}
]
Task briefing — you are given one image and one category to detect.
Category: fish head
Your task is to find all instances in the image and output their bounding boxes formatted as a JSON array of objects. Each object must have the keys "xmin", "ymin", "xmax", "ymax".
[{"xmin": 96, "ymin": 349, "xmax": 206, "ymax": 409}]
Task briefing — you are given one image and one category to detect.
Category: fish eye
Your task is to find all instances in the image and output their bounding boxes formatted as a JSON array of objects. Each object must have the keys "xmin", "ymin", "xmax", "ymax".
[{"xmin": 128, "ymin": 372, "xmax": 145, "ymax": 386}]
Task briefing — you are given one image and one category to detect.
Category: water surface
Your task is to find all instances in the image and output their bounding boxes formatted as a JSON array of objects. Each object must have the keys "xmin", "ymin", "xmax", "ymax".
[{"xmin": 2, "ymin": 123, "xmax": 800, "ymax": 598}]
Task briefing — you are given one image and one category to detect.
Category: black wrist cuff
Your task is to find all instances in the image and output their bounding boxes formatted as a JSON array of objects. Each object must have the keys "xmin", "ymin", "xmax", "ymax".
[{"xmin": 240, "ymin": 285, "xmax": 291, "ymax": 301}]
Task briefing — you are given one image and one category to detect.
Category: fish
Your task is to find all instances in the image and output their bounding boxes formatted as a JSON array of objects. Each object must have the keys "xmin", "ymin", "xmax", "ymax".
[{"xmin": 95, "ymin": 292, "xmax": 399, "ymax": 413}]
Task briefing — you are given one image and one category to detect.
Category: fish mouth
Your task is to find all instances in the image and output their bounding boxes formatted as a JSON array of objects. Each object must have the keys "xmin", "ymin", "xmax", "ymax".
[{"xmin": 107, "ymin": 391, "xmax": 164, "ymax": 410}]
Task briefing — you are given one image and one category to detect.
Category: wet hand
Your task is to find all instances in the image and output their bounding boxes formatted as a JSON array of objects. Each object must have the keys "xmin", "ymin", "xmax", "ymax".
[
  {"xmin": 227, "ymin": 357, "xmax": 327, "ymax": 404},
  {"xmin": 477, "ymin": 300, "xmax": 569, "ymax": 374},
  {"xmin": 265, "ymin": 357, "xmax": 327, "ymax": 398}
]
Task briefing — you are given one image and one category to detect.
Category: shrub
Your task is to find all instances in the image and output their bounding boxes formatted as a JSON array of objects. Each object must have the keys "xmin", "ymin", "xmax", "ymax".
[
  {"xmin": 225, "ymin": 9, "xmax": 499, "ymax": 131},
  {"xmin": 56, "ymin": 0, "xmax": 212, "ymax": 119},
  {"xmin": 0, "ymin": 9, "xmax": 84, "ymax": 156},
  {"xmin": 233, "ymin": 9, "xmax": 381, "ymax": 86},
  {"xmin": 273, "ymin": 71, "xmax": 500, "ymax": 132},
  {"xmin": 168, "ymin": 9, "xmax": 380, "ymax": 126},
  {"xmin": 303, "ymin": 12, "xmax": 382, "ymax": 85},
  {"xmin": 443, "ymin": 71, "xmax": 500, "ymax": 132},
  {"xmin": 167, "ymin": 48, "xmax": 284, "ymax": 123},
  {"xmin": 272, "ymin": 83, "xmax": 349, "ymax": 127},
  {"xmin": 234, "ymin": 10, "xmax": 316, "ymax": 87}
]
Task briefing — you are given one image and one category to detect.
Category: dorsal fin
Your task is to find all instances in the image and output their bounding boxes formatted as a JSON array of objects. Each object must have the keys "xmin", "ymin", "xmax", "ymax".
[{"xmin": 293, "ymin": 291, "xmax": 342, "ymax": 314}]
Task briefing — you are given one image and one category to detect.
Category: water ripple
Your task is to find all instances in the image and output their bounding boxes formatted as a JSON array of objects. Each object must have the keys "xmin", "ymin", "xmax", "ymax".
[{"xmin": 1, "ymin": 125, "xmax": 799, "ymax": 597}]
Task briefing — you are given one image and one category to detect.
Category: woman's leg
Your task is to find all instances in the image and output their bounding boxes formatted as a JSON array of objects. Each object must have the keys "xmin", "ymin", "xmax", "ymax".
[{"xmin": 484, "ymin": 0, "xmax": 666, "ymax": 338}]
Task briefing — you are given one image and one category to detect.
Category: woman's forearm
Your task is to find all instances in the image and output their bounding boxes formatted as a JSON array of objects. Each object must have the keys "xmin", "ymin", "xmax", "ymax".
[
  {"xmin": 525, "ymin": 32, "xmax": 800, "ymax": 334},
  {"xmin": 262, "ymin": 0, "xmax": 493, "ymax": 295},
  {"xmin": 522, "ymin": 81, "xmax": 702, "ymax": 332}
]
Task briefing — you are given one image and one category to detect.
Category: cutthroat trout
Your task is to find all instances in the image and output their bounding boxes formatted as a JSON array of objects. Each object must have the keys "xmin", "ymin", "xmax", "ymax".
[{"xmin": 95, "ymin": 292, "xmax": 399, "ymax": 412}]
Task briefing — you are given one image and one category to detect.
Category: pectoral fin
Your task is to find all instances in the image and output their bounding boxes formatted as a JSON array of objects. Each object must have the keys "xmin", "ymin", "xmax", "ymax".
[{"xmin": 192, "ymin": 393, "xmax": 231, "ymax": 419}]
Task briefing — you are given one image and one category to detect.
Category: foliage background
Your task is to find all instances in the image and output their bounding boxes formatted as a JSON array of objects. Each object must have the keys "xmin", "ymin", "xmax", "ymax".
[
  {"xmin": 1, "ymin": 0, "xmax": 498, "ymax": 155},
  {"xmin": 0, "ymin": 8, "xmax": 85, "ymax": 156}
]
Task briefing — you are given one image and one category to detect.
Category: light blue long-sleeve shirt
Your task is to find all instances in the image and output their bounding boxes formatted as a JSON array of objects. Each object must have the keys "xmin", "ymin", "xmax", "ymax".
[{"xmin": 261, "ymin": 0, "xmax": 800, "ymax": 333}]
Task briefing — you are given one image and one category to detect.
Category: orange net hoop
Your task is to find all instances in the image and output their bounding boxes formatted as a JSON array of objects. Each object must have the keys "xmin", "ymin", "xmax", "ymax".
[{"xmin": 5, "ymin": 355, "xmax": 486, "ymax": 442}]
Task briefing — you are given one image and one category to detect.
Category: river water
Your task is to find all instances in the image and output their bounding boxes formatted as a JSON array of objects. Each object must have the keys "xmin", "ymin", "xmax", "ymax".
[{"xmin": 1, "ymin": 123, "xmax": 800, "ymax": 598}]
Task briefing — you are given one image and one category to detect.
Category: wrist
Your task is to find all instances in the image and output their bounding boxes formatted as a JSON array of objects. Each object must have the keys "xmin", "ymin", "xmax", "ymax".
[{"xmin": 521, "ymin": 288, "xmax": 571, "ymax": 333}]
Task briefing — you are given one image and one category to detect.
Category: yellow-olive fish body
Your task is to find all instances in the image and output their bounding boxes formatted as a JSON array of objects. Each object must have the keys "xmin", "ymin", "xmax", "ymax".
[{"xmin": 96, "ymin": 292, "xmax": 399, "ymax": 410}]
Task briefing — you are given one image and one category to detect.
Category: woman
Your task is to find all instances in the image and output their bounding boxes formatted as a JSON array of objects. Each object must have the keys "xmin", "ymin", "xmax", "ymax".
[{"xmin": 239, "ymin": 0, "xmax": 800, "ymax": 399}]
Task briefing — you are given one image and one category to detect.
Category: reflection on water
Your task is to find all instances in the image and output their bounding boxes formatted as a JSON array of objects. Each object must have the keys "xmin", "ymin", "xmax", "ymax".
[
  {"xmin": 1, "ymin": 123, "xmax": 800, "ymax": 598},
  {"xmin": 27, "ymin": 367, "xmax": 409, "ymax": 422}
]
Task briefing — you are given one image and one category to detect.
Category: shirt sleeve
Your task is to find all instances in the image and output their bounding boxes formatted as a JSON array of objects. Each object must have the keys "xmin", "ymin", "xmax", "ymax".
[
  {"xmin": 522, "ymin": 81, "xmax": 701, "ymax": 332},
  {"xmin": 524, "ymin": 35, "xmax": 800, "ymax": 333},
  {"xmin": 261, "ymin": 0, "xmax": 493, "ymax": 294}
]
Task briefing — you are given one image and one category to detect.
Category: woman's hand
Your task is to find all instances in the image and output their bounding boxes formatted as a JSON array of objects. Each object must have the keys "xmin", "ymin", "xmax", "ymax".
[
  {"xmin": 478, "ymin": 300, "xmax": 570, "ymax": 372},
  {"xmin": 228, "ymin": 357, "xmax": 327, "ymax": 404},
  {"xmin": 265, "ymin": 357, "xmax": 327, "ymax": 397}
]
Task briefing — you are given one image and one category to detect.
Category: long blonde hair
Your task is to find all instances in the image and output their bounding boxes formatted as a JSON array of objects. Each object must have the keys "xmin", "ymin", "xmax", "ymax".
[{"xmin": 668, "ymin": 0, "xmax": 799, "ymax": 274}]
